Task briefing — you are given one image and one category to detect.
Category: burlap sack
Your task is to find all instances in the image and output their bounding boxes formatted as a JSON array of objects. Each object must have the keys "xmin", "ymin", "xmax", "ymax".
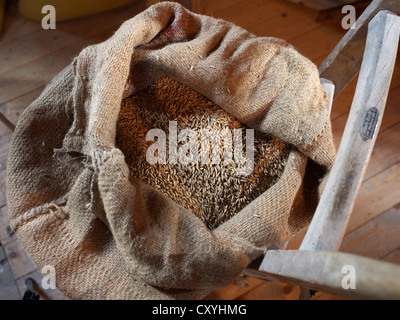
[{"xmin": 7, "ymin": 2, "xmax": 336, "ymax": 299}]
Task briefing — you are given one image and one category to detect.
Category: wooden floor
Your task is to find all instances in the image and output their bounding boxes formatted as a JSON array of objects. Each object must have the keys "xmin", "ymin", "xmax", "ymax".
[{"xmin": 0, "ymin": 0, "xmax": 399, "ymax": 300}]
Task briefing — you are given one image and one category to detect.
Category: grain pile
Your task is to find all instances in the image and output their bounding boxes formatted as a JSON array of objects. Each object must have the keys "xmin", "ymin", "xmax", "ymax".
[{"xmin": 116, "ymin": 75, "xmax": 291, "ymax": 229}]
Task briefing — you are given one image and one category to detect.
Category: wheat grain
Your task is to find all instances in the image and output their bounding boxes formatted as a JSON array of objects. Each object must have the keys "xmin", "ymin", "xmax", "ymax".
[{"xmin": 116, "ymin": 75, "xmax": 290, "ymax": 230}]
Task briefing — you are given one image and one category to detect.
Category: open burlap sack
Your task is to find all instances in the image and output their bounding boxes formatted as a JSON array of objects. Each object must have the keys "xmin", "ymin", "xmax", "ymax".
[{"xmin": 7, "ymin": 2, "xmax": 336, "ymax": 299}]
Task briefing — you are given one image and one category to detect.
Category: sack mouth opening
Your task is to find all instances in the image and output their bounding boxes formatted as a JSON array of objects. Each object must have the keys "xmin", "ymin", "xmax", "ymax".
[{"xmin": 115, "ymin": 74, "xmax": 293, "ymax": 230}]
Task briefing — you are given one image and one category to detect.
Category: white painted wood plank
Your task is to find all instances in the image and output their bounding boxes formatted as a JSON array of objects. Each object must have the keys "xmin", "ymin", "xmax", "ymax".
[
  {"xmin": 320, "ymin": 78, "xmax": 335, "ymax": 116},
  {"xmin": 299, "ymin": 10, "xmax": 400, "ymax": 252},
  {"xmin": 259, "ymin": 250, "xmax": 400, "ymax": 299}
]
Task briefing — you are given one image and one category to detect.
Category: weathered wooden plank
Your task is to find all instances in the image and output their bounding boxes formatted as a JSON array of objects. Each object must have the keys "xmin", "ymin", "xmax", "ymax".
[
  {"xmin": 321, "ymin": 79, "xmax": 335, "ymax": 116},
  {"xmin": 189, "ymin": 0, "xmax": 244, "ymax": 15},
  {"xmin": 380, "ymin": 84, "xmax": 400, "ymax": 129},
  {"xmin": 382, "ymin": 249, "xmax": 400, "ymax": 264},
  {"xmin": 330, "ymin": 60, "xmax": 400, "ymax": 120},
  {"xmin": 0, "ymin": 130, "xmax": 11, "ymax": 163},
  {"xmin": 0, "ymin": 113, "xmax": 14, "ymax": 133},
  {"xmin": 319, "ymin": 0, "xmax": 400, "ymax": 97},
  {"xmin": 300, "ymin": 10, "xmax": 400, "ymax": 252},
  {"xmin": 3, "ymin": 239, "xmax": 37, "ymax": 280},
  {"xmin": 289, "ymin": 25, "xmax": 343, "ymax": 62},
  {"xmin": 0, "ymin": 30, "xmax": 108, "ymax": 105},
  {"xmin": 253, "ymin": 13, "xmax": 318, "ymax": 41},
  {"xmin": 0, "ymin": 0, "xmax": 41, "ymax": 45},
  {"xmin": 0, "ymin": 30, "xmax": 90, "ymax": 74},
  {"xmin": 340, "ymin": 206, "xmax": 400, "ymax": 260},
  {"xmin": 330, "ymin": 70, "xmax": 400, "ymax": 154},
  {"xmin": 331, "ymin": 117, "xmax": 400, "ymax": 181},
  {"xmin": 235, "ymin": 281, "xmax": 300, "ymax": 300},
  {"xmin": 259, "ymin": 250, "xmax": 400, "ymax": 299},
  {"xmin": 0, "ymin": 88, "xmax": 44, "ymax": 165},
  {"xmin": 0, "ymin": 92, "xmax": 45, "ymax": 186},
  {"xmin": 0, "ymin": 87, "xmax": 43, "ymax": 125},
  {"xmin": 0, "ymin": 0, "xmax": 147, "ymax": 74},
  {"xmin": 312, "ymin": 291, "xmax": 349, "ymax": 300},
  {"xmin": 250, "ymin": 6, "xmax": 327, "ymax": 45},
  {"xmin": 286, "ymin": 228, "xmax": 308, "ymax": 250},
  {"xmin": 0, "ymin": 206, "xmax": 17, "ymax": 246},
  {"xmin": 212, "ymin": 0, "xmax": 289, "ymax": 32},
  {"xmin": 0, "ymin": 166, "xmax": 7, "ymax": 206},
  {"xmin": 0, "ymin": 1, "xmax": 149, "ymax": 105},
  {"xmin": 0, "ymin": 152, "xmax": 7, "ymax": 171},
  {"xmin": 314, "ymin": 1, "xmax": 371, "ymax": 33},
  {"xmin": 363, "ymin": 122, "xmax": 400, "ymax": 180},
  {"xmin": 247, "ymin": 0, "xmax": 320, "ymax": 39},
  {"xmin": 270, "ymin": 204, "xmax": 400, "ymax": 301},
  {"xmin": 348, "ymin": 161, "xmax": 400, "ymax": 233},
  {"xmin": 0, "ymin": 244, "xmax": 21, "ymax": 300},
  {"xmin": 330, "ymin": 111, "xmax": 347, "ymax": 149},
  {"xmin": 285, "ymin": 0, "xmax": 364, "ymax": 11},
  {"xmin": 205, "ymin": 276, "xmax": 265, "ymax": 300},
  {"xmin": 330, "ymin": 75, "xmax": 359, "ymax": 120}
]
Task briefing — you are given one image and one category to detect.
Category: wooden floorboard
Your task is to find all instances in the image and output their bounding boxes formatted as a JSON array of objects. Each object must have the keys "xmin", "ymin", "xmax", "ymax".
[
  {"xmin": 0, "ymin": 0, "xmax": 399, "ymax": 300},
  {"xmin": 382, "ymin": 248, "xmax": 400, "ymax": 264},
  {"xmin": 0, "ymin": 0, "xmax": 41, "ymax": 45},
  {"xmin": 235, "ymin": 281, "xmax": 301, "ymax": 300},
  {"xmin": 0, "ymin": 206, "xmax": 17, "ymax": 247},
  {"xmin": 251, "ymin": 2, "xmax": 320, "ymax": 39},
  {"xmin": 341, "ymin": 206, "xmax": 400, "ymax": 261},
  {"xmin": 2, "ymin": 239, "xmax": 36, "ymax": 280},
  {"xmin": 0, "ymin": 0, "xmax": 148, "ymax": 74},
  {"xmin": 204, "ymin": 276, "xmax": 265, "ymax": 300},
  {"xmin": 0, "ymin": 244, "xmax": 21, "ymax": 300},
  {"xmin": 348, "ymin": 161, "xmax": 400, "ymax": 232},
  {"xmin": 191, "ymin": 0, "xmax": 245, "ymax": 15},
  {"xmin": 0, "ymin": 0, "xmax": 148, "ymax": 105}
]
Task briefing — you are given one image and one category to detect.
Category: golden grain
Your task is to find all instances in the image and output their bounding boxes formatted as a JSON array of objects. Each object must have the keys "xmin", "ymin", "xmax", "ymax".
[{"xmin": 116, "ymin": 75, "xmax": 290, "ymax": 230}]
